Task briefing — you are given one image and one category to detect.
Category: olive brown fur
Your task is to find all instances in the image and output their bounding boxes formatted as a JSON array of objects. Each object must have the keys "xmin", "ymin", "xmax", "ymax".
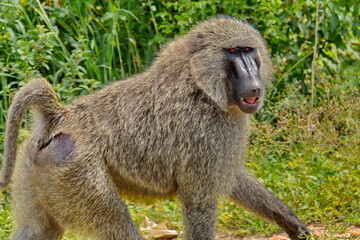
[{"xmin": 0, "ymin": 16, "xmax": 310, "ymax": 240}]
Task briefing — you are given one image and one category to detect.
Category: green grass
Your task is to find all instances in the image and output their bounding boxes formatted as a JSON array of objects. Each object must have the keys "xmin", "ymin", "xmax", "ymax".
[{"xmin": 216, "ymin": 89, "xmax": 360, "ymax": 236}]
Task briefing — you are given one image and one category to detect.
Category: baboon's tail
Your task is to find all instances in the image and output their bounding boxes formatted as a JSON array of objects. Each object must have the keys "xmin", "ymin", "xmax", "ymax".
[{"xmin": 0, "ymin": 78, "xmax": 66, "ymax": 192}]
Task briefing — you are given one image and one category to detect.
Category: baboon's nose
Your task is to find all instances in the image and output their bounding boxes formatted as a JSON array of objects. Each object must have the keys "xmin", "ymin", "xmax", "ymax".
[{"xmin": 251, "ymin": 87, "xmax": 261, "ymax": 93}]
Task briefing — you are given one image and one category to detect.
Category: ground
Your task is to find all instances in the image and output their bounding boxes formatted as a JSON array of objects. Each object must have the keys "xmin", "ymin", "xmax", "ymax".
[
  {"xmin": 215, "ymin": 223, "xmax": 360, "ymax": 240},
  {"xmin": 141, "ymin": 217, "xmax": 360, "ymax": 240}
]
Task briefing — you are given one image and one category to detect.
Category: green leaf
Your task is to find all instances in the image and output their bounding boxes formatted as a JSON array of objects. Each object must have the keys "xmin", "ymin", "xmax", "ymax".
[{"xmin": 329, "ymin": 14, "xmax": 339, "ymax": 33}]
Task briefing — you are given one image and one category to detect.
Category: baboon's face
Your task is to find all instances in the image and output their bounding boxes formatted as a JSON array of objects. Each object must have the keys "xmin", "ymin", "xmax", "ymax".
[
  {"xmin": 190, "ymin": 18, "xmax": 271, "ymax": 114},
  {"xmin": 225, "ymin": 46, "xmax": 264, "ymax": 114}
]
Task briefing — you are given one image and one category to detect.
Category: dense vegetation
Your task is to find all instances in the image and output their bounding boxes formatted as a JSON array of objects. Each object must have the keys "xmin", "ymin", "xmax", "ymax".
[{"xmin": 0, "ymin": 0, "xmax": 359, "ymax": 239}]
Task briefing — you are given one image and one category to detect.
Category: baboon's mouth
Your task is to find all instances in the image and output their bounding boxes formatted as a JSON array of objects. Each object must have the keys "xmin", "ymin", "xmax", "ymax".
[
  {"xmin": 237, "ymin": 97, "xmax": 262, "ymax": 114},
  {"xmin": 241, "ymin": 97, "xmax": 261, "ymax": 105}
]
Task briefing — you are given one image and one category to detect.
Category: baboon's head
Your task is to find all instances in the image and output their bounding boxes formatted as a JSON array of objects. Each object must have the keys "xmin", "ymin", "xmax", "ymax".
[{"xmin": 189, "ymin": 16, "xmax": 273, "ymax": 113}]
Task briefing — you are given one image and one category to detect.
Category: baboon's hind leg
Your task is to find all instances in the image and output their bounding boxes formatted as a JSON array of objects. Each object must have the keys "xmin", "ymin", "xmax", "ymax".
[
  {"xmin": 12, "ymin": 219, "xmax": 63, "ymax": 240},
  {"xmin": 11, "ymin": 183, "xmax": 64, "ymax": 240},
  {"xmin": 10, "ymin": 147, "xmax": 64, "ymax": 240},
  {"xmin": 60, "ymin": 167, "xmax": 143, "ymax": 240}
]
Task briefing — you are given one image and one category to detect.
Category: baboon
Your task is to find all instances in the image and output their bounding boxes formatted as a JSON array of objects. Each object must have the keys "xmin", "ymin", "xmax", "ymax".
[{"xmin": 0, "ymin": 16, "xmax": 310, "ymax": 240}]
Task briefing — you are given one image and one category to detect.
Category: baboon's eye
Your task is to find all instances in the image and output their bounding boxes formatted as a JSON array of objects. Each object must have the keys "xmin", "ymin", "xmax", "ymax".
[
  {"xmin": 228, "ymin": 47, "xmax": 253, "ymax": 54},
  {"xmin": 229, "ymin": 48, "xmax": 238, "ymax": 53}
]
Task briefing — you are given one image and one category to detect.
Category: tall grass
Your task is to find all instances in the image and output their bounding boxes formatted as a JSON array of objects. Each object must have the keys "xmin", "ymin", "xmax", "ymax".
[{"xmin": 0, "ymin": 0, "xmax": 161, "ymax": 147}]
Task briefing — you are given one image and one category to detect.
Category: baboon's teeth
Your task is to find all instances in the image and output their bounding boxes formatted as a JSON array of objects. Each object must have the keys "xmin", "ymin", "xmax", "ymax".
[{"xmin": 241, "ymin": 97, "xmax": 261, "ymax": 105}]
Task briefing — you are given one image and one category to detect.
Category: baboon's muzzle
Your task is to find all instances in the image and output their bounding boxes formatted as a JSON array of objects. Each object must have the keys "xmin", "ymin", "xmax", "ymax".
[{"xmin": 231, "ymin": 52, "xmax": 264, "ymax": 114}]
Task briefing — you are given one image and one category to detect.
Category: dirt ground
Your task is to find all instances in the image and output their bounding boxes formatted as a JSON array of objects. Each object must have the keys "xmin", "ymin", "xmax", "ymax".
[
  {"xmin": 148, "ymin": 222, "xmax": 360, "ymax": 240},
  {"xmin": 215, "ymin": 223, "xmax": 360, "ymax": 240}
]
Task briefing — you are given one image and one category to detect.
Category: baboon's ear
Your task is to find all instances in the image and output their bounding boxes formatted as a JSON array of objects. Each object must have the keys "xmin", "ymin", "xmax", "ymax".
[
  {"xmin": 197, "ymin": 32, "xmax": 205, "ymax": 38},
  {"xmin": 190, "ymin": 32, "xmax": 206, "ymax": 53},
  {"xmin": 195, "ymin": 75, "xmax": 229, "ymax": 111},
  {"xmin": 190, "ymin": 35, "xmax": 229, "ymax": 111},
  {"xmin": 191, "ymin": 31, "xmax": 214, "ymax": 53}
]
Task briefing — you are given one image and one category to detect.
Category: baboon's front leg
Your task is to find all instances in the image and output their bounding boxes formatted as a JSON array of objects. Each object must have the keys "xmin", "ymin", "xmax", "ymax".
[
  {"xmin": 179, "ymin": 191, "xmax": 218, "ymax": 240},
  {"xmin": 230, "ymin": 171, "xmax": 310, "ymax": 240}
]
